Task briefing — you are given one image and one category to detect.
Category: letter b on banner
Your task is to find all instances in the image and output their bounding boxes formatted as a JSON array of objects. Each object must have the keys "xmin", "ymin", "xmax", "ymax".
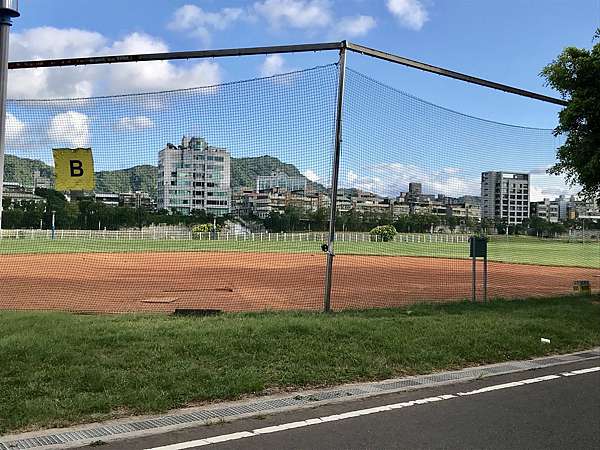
[
  {"xmin": 53, "ymin": 148, "xmax": 95, "ymax": 191},
  {"xmin": 70, "ymin": 160, "xmax": 84, "ymax": 177}
]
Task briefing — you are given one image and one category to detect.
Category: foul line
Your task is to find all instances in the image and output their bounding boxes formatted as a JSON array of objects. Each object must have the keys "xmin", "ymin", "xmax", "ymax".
[{"xmin": 146, "ymin": 366, "xmax": 599, "ymax": 450}]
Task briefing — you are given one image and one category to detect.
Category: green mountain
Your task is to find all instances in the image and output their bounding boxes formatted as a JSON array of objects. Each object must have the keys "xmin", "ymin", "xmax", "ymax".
[
  {"xmin": 95, "ymin": 165, "xmax": 158, "ymax": 197},
  {"xmin": 3, "ymin": 154, "xmax": 320, "ymax": 197},
  {"xmin": 4, "ymin": 154, "xmax": 54, "ymax": 186},
  {"xmin": 231, "ymin": 155, "xmax": 306, "ymax": 189},
  {"xmin": 4, "ymin": 155, "xmax": 159, "ymax": 196}
]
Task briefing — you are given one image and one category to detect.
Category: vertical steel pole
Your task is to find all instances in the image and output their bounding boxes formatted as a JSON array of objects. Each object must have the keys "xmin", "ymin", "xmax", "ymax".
[
  {"xmin": 0, "ymin": 19, "xmax": 11, "ymax": 231},
  {"xmin": 471, "ymin": 254, "xmax": 477, "ymax": 302},
  {"xmin": 0, "ymin": 1, "xmax": 18, "ymax": 233},
  {"xmin": 323, "ymin": 42, "xmax": 347, "ymax": 313},
  {"xmin": 483, "ymin": 254, "xmax": 488, "ymax": 302}
]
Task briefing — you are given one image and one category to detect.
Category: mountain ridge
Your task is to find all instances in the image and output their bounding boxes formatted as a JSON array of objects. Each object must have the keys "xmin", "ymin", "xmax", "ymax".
[{"xmin": 3, "ymin": 154, "xmax": 322, "ymax": 198}]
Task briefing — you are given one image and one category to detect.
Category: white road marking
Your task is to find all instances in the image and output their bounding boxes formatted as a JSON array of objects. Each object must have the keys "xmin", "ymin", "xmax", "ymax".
[
  {"xmin": 561, "ymin": 366, "xmax": 600, "ymax": 377},
  {"xmin": 146, "ymin": 366, "xmax": 599, "ymax": 450},
  {"xmin": 456, "ymin": 375, "xmax": 561, "ymax": 396}
]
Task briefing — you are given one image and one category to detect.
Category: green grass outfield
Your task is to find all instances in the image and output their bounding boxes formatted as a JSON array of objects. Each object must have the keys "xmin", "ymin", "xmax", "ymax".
[
  {"xmin": 0, "ymin": 235, "xmax": 598, "ymax": 268},
  {"xmin": 1, "ymin": 295, "xmax": 598, "ymax": 433}
]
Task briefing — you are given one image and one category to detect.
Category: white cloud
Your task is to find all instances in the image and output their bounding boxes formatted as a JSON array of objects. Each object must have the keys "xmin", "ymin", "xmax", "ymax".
[
  {"xmin": 530, "ymin": 173, "xmax": 581, "ymax": 202},
  {"xmin": 386, "ymin": 0, "xmax": 429, "ymax": 30},
  {"xmin": 48, "ymin": 111, "xmax": 89, "ymax": 148},
  {"xmin": 115, "ymin": 116, "xmax": 154, "ymax": 133},
  {"xmin": 8, "ymin": 28, "xmax": 222, "ymax": 99},
  {"xmin": 10, "ymin": 27, "xmax": 107, "ymax": 60},
  {"xmin": 8, "ymin": 27, "xmax": 106, "ymax": 98},
  {"xmin": 100, "ymin": 32, "xmax": 222, "ymax": 95},
  {"xmin": 333, "ymin": 15, "xmax": 376, "ymax": 38},
  {"xmin": 343, "ymin": 163, "xmax": 582, "ymax": 202},
  {"xmin": 6, "ymin": 113, "xmax": 25, "ymax": 144},
  {"xmin": 303, "ymin": 169, "xmax": 321, "ymax": 182},
  {"xmin": 442, "ymin": 167, "xmax": 461, "ymax": 175},
  {"xmin": 168, "ymin": 4, "xmax": 244, "ymax": 46},
  {"xmin": 254, "ymin": 1, "xmax": 376, "ymax": 38},
  {"xmin": 254, "ymin": 0, "xmax": 332, "ymax": 29},
  {"xmin": 345, "ymin": 163, "xmax": 480, "ymax": 198},
  {"xmin": 347, "ymin": 170, "xmax": 359, "ymax": 183},
  {"xmin": 260, "ymin": 54, "xmax": 292, "ymax": 77}
]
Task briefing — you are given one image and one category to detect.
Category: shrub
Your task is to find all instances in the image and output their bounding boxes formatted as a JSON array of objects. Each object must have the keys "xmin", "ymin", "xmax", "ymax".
[
  {"xmin": 192, "ymin": 223, "xmax": 215, "ymax": 233},
  {"xmin": 192, "ymin": 223, "xmax": 222, "ymax": 239},
  {"xmin": 370, "ymin": 225, "xmax": 397, "ymax": 242}
]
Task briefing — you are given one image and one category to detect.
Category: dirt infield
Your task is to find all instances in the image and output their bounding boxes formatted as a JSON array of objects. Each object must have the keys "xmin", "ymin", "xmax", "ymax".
[{"xmin": 0, "ymin": 251, "xmax": 597, "ymax": 313}]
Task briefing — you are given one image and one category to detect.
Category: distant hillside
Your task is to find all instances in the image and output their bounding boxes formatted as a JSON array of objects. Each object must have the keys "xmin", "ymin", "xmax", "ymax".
[
  {"xmin": 3, "ymin": 154, "xmax": 321, "ymax": 197},
  {"xmin": 95, "ymin": 165, "xmax": 158, "ymax": 197},
  {"xmin": 4, "ymin": 155, "xmax": 159, "ymax": 197},
  {"xmin": 4, "ymin": 154, "xmax": 54, "ymax": 186},
  {"xmin": 231, "ymin": 155, "xmax": 320, "ymax": 190}
]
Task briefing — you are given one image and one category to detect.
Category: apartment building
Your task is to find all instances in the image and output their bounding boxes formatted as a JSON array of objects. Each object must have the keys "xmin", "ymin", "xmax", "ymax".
[
  {"xmin": 157, "ymin": 136, "xmax": 231, "ymax": 216},
  {"xmin": 481, "ymin": 171, "xmax": 530, "ymax": 224}
]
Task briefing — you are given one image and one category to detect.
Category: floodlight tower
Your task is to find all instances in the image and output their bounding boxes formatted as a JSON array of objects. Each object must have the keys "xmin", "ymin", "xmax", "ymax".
[{"xmin": 0, "ymin": 0, "xmax": 19, "ymax": 232}]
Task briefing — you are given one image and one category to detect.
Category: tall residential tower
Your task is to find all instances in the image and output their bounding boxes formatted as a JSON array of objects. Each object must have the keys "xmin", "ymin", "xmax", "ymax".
[
  {"xmin": 481, "ymin": 171, "xmax": 529, "ymax": 224},
  {"xmin": 158, "ymin": 136, "xmax": 231, "ymax": 216}
]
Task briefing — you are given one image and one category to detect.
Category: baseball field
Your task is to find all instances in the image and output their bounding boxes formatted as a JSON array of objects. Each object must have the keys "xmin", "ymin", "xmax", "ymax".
[{"xmin": 0, "ymin": 235, "xmax": 597, "ymax": 313}]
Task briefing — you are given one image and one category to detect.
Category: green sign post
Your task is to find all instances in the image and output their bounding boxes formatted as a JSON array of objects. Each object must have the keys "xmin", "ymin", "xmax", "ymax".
[{"xmin": 469, "ymin": 236, "xmax": 488, "ymax": 302}]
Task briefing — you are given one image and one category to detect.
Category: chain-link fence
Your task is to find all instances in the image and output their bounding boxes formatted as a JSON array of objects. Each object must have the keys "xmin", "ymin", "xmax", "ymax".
[{"xmin": 1, "ymin": 46, "xmax": 598, "ymax": 313}]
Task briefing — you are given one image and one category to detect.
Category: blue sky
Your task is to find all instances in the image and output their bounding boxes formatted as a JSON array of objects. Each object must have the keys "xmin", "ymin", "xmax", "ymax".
[
  {"xmin": 5, "ymin": 0, "xmax": 600, "ymax": 199},
  {"xmin": 11, "ymin": 0, "xmax": 599, "ymax": 126}
]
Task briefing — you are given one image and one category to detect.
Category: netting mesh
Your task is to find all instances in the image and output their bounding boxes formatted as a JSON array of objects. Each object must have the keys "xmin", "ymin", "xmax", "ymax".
[
  {"xmin": 1, "ymin": 65, "xmax": 338, "ymax": 313},
  {"xmin": 334, "ymin": 68, "xmax": 597, "ymax": 309},
  {"xmin": 0, "ymin": 60, "xmax": 598, "ymax": 314}
]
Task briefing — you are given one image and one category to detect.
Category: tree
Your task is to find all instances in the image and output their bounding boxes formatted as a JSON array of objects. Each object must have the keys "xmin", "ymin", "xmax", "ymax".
[
  {"xmin": 445, "ymin": 215, "xmax": 460, "ymax": 232},
  {"xmin": 541, "ymin": 29, "xmax": 600, "ymax": 201}
]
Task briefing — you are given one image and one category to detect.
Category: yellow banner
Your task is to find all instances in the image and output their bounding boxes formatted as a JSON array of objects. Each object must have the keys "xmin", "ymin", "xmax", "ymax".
[{"xmin": 52, "ymin": 148, "xmax": 95, "ymax": 191}]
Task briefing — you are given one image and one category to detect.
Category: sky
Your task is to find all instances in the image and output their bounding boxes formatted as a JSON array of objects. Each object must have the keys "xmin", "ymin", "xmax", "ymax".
[{"xmin": 5, "ymin": 0, "xmax": 600, "ymax": 200}]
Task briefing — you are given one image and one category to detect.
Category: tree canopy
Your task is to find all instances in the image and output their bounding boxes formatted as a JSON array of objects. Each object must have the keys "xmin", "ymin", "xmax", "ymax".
[{"xmin": 541, "ymin": 28, "xmax": 600, "ymax": 201}]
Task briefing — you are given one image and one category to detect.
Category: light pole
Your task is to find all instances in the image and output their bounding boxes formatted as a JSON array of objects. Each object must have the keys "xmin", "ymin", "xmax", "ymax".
[{"xmin": 0, "ymin": 0, "xmax": 19, "ymax": 233}]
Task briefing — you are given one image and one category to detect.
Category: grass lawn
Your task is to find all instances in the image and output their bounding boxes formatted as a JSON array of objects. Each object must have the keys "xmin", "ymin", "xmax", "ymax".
[
  {"xmin": 0, "ymin": 236, "xmax": 598, "ymax": 268},
  {"xmin": 1, "ymin": 295, "xmax": 599, "ymax": 434}
]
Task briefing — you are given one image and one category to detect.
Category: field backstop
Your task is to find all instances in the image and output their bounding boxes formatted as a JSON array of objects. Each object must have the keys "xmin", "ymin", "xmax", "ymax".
[{"xmin": 1, "ymin": 41, "xmax": 598, "ymax": 313}]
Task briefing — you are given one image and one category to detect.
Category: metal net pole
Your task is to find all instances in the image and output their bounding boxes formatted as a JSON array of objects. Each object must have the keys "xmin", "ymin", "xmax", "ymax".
[
  {"xmin": 323, "ymin": 43, "xmax": 347, "ymax": 313},
  {"xmin": 0, "ymin": 16, "xmax": 11, "ymax": 231}
]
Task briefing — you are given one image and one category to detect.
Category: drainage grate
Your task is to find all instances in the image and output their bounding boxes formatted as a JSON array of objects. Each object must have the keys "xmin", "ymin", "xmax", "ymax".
[
  {"xmin": 376, "ymin": 379, "xmax": 423, "ymax": 391},
  {"xmin": 420, "ymin": 372, "xmax": 471, "ymax": 384},
  {"xmin": 536, "ymin": 357, "xmax": 569, "ymax": 366},
  {"xmin": 574, "ymin": 351, "xmax": 600, "ymax": 359},
  {"xmin": 484, "ymin": 364, "xmax": 525, "ymax": 374}
]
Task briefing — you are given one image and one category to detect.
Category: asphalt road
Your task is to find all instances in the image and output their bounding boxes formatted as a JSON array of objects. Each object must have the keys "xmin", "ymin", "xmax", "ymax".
[{"xmin": 92, "ymin": 360, "xmax": 600, "ymax": 450}]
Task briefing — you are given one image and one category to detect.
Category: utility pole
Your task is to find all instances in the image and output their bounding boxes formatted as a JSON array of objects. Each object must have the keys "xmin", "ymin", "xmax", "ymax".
[{"xmin": 0, "ymin": 1, "xmax": 20, "ymax": 233}]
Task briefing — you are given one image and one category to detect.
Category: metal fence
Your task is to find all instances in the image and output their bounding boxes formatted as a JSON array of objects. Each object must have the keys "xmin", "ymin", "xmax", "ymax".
[{"xmin": 0, "ymin": 229, "xmax": 472, "ymax": 243}]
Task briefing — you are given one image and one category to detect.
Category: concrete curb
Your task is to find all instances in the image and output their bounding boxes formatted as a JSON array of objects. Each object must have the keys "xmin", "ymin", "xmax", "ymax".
[{"xmin": 2, "ymin": 347, "xmax": 599, "ymax": 450}]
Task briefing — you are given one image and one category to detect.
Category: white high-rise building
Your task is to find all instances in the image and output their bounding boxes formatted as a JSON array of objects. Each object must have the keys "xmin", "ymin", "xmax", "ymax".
[
  {"xmin": 481, "ymin": 171, "xmax": 530, "ymax": 224},
  {"xmin": 157, "ymin": 136, "xmax": 231, "ymax": 216}
]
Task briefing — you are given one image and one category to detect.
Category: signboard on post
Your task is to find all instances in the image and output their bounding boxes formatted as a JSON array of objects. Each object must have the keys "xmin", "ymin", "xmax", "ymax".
[
  {"xmin": 52, "ymin": 148, "xmax": 95, "ymax": 191},
  {"xmin": 468, "ymin": 235, "xmax": 489, "ymax": 302},
  {"xmin": 469, "ymin": 236, "xmax": 487, "ymax": 258}
]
